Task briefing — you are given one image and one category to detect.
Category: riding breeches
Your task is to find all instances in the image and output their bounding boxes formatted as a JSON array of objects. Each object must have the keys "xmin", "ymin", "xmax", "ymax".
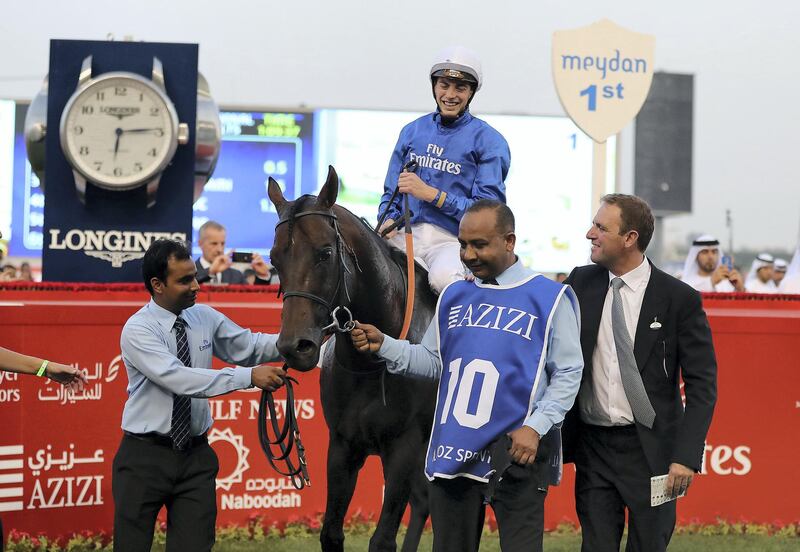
[{"xmin": 388, "ymin": 222, "xmax": 465, "ymax": 294}]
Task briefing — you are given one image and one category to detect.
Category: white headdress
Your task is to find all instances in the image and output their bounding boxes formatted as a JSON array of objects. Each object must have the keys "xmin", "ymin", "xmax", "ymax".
[
  {"xmin": 745, "ymin": 252, "xmax": 775, "ymax": 288},
  {"xmin": 681, "ymin": 235, "xmax": 722, "ymax": 289}
]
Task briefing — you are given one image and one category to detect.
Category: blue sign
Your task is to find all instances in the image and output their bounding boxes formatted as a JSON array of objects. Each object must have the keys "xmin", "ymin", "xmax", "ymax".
[{"xmin": 192, "ymin": 111, "xmax": 315, "ymax": 259}]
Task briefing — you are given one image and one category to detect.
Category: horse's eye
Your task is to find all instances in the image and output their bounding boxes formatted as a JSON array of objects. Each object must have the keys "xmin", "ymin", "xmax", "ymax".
[{"xmin": 316, "ymin": 248, "xmax": 333, "ymax": 263}]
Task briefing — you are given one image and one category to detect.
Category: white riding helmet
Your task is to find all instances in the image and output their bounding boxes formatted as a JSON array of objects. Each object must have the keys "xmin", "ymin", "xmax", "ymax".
[{"xmin": 430, "ymin": 46, "xmax": 483, "ymax": 91}]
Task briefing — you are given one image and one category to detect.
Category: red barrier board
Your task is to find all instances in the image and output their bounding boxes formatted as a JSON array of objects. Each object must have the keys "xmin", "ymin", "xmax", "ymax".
[{"xmin": 1, "ymin": 285, "xmax": 798, "ymax": 536}]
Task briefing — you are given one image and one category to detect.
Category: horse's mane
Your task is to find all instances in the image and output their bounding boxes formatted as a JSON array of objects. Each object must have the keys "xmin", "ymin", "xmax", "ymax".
[
  {"xmin": 282, "ymin": 193, "xmax": 431, "ymax": 282},
  {"xmin": 333, "ymin": 203, "xmax": 431, "ymax": 281}
]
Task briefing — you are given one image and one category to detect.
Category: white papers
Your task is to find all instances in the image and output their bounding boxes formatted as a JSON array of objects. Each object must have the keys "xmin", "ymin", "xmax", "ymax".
[{"xmin": 650, "ymin": 474, "xmax": 686, "ymax": 507}]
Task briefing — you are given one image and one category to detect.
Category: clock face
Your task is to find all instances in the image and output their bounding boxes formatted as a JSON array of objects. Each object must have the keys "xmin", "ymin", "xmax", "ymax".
[{"xmin": 60, "ymin": 73, "xmax": 178, "ymax": 189}]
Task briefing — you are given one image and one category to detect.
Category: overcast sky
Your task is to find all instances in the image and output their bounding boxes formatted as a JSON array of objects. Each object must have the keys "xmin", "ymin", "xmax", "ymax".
[{"xmin": 1, "ymin": 1, "xmax": 798, "ymax": 257}]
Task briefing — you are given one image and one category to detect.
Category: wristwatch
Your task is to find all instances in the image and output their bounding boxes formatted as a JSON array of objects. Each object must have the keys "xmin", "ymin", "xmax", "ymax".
[{"xmin": 24, "ymin": 54, "xmax": 220, "ymax": 207}]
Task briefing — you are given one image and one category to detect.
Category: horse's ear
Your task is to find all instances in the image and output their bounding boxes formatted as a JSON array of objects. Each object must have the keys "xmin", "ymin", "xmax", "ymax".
[
  {"xmin": 267, "ymin": 177, "xmax": 287, "ymax": 213},
  {"xmin": 316, "ymin": 165, "xmax": 340, "ymax": 210}
]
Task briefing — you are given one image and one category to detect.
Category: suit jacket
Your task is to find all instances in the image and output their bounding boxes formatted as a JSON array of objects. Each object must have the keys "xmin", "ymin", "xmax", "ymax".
[
  {"xmin": 563, "ymin": 261, "xmax": 717, "ymax": 473},
  {"xmin": 195, "ymin": 259, "xmax": 245, "ymax": 285}
]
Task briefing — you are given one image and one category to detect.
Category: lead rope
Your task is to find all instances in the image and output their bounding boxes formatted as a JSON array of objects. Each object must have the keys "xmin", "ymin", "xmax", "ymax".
[
  {"xmin": 258, "ymin": 314, "xmax": 356, "ymax": 489},
  {"xmin": 258, "ymin": 367, "xmax": 310, "ymax": 490}
]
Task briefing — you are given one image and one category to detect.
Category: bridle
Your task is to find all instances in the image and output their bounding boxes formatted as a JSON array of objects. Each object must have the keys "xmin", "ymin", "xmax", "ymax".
[
  {"xmin": 258, "ymin": 204, "xmax": 360, "ymax": 491},
  {"xmin": 274, "ymin": 207, "xmax": 357, "ymax": 334},
  {"xmin": 262, "ymin": 187, "xmax": 419, "ymax": 486}
]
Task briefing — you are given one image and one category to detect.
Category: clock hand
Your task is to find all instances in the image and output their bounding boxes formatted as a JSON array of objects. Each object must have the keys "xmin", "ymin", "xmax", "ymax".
[
  {"xmin": 121, "ymin": 128, "xmax": 164, "ymax": 134},
  {"xmin": 114, "ymin": 127, "xmax": 122, "ymax": 159}
]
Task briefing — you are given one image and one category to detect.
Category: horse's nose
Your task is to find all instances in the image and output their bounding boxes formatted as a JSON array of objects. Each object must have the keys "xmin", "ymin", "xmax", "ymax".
[
  {"xmin": 277, "ymin": 335, "xmax": 320, "ymax": 371},
  {"xmin": 295, "ymin": 338, "xmax": 316, "ymax": 356}
]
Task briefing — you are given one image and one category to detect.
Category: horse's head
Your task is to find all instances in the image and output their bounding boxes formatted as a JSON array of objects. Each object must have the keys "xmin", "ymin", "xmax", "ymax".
[{"xmin": 268, "ymin": 166, "xmax": 351, "ymax": 371}]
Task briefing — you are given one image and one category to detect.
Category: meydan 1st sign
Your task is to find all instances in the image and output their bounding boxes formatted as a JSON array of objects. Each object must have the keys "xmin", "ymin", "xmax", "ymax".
[
  {"xmin": 552, "ymin": 19, "xmax": 655, "ymax": 207},
  {"xmin": 552, "ymin": 19, "xmax": 655, "ymax": 143}
]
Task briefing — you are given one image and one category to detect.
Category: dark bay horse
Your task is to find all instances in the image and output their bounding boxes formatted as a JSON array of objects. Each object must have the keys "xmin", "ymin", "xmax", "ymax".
[{"xmin": 267, "ymin": 166, "xmax": 437, "ymax": 552}]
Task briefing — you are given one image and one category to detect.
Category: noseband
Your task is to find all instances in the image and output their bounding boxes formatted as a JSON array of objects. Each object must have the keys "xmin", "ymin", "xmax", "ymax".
[{"xmin": 275, "ymin": 209, "xmax": 356, "ymax": 334}]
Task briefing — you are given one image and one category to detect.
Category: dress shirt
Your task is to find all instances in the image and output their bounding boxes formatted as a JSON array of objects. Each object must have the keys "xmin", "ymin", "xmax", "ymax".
[
  {"xmin": 378, "ymin": 260, "xmax": 584, "ymax": 437},
  {"xmin": 119, "ymin": 299, "xmax": 281, "ymax": 435},
  {"xmin": 579, "ymin": 256, "xmax": 651, "ymax": 426}
]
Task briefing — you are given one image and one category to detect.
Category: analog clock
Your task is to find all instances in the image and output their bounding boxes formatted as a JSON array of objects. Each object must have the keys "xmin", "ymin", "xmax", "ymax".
[{"xmin": 59, "ymin": 71, "xmax": 183, "ymax": 190}]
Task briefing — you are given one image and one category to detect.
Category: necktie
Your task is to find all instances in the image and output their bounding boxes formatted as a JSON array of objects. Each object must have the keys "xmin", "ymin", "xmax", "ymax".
[
  {"xmin": 483, "ymin": 278, "xmax": 499, "ymax": 285},
  {"xmin": 610, "ymin": 277, "xmax": 656, "ymax": 428},
  {"xmin": 171, "ymin": 316, "xmax": 193, "ymax": 450}
]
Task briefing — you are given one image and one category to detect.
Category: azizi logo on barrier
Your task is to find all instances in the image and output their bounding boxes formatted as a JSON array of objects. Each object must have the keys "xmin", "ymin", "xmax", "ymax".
[
  {"xmin": 701, "ymin": 443, "xmax": 752, "ymax": 476},
  {"xmin": 48, "ymin": 228, "xmax": 187, "ymax": 268},
  {"xmin": 0, "ymin": 443, "xmax": 105, "ymax": 512},
  {"xmin": 26, "ymin": 444, "xmax": 105, "ymax": 509}
]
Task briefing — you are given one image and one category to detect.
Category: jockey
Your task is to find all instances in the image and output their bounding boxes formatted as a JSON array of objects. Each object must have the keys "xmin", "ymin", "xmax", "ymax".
[{"xmin": 378, "ymin": 46, "xmax": 511, "ymax": 293}]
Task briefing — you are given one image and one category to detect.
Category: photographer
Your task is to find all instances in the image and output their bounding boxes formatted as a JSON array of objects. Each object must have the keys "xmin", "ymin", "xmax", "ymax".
[
  {"xmin": 680, "ymin": 235, "xmax": 744, "ymax": 292},
  {"xmin": 194, "ymin": 220, "xmax": 272, "ymax": 284}
]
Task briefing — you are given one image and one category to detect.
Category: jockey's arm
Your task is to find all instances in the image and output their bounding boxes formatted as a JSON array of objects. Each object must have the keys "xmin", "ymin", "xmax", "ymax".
[{"xmin": 436, "ymin": 143, "xmax": 509, "ymax": 222}]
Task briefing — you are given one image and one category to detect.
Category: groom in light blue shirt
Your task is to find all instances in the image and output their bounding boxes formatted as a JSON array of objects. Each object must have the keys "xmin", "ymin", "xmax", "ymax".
[{"xmin": 114, "ymin": 239, "xmax": 286, "ymax": 552}]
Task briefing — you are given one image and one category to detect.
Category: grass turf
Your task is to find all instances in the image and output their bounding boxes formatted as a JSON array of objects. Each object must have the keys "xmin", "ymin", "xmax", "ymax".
[{"xmin": 150, "ymin": 533, "xmax": 799, "ymax": 551}]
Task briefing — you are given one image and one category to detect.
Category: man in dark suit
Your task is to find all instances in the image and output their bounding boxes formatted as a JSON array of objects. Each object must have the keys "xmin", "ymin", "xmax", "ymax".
[
  {"xmin": 564, "ymin": 194, "xmax": 717, "ymax": 552},
  {"xmin": 195, "ymin": 220, "xmax": 272, "ymax": 284}
]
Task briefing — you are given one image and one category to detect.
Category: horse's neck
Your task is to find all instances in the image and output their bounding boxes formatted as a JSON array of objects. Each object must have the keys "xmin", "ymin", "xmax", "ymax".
[{"xmin": 342, "ymin": 218, "xmax": 409, "ymax": 336}]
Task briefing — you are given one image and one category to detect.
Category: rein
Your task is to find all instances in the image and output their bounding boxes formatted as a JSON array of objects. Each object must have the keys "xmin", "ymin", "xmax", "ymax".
[
  {"xmin": 257, "ymin": 370, "xmax": 310, "ymax": 489},
  {"xmin": 375, "ymin": 160, "xmax": 418, "ymax": 340}
]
